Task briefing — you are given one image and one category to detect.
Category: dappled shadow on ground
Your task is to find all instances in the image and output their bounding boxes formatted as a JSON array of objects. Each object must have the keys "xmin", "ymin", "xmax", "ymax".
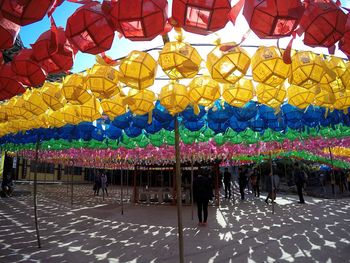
[{"xmin": 0, "ymin": 185, "xmax": 349, "ymax": 262}]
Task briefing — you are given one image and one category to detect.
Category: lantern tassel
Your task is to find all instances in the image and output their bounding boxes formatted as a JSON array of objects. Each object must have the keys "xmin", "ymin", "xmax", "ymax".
[
  {"xmin": 95, "ymin": 52, "xmax": 118, "ymax": 66},
  {"xmin": 282, "ymin": 31, "xmax": 297, "ymax": 64},
  {"xmin": 148, "ymin": 111, "xmax": 153, "ymax": 124},
  {"xmin": 228, "ymin": 0, "xmax": 245, "ymax": 25},
  {"xmin": 193, "ymin": 104, "xmax": 200, "ymax": 115}
]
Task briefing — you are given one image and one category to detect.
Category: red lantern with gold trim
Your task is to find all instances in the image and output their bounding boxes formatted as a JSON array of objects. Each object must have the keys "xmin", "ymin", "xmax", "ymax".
[
  {"xmin": 299, "ymin": 0, "xmax": 347, "ymax": 48},
  {"xmin": 171, "ymin": 0, "xmax": 231, "ymax": 35},
  {"xmin": 0, "ymin": 14, "xmax": 20, "ymax": 49},
  {"xmin": 103, "ymin": 0, "xmax": 168, "ymax": 41},
  {"xmin": 242, "ymin": 0, "xmax": 304, "ymax": 39},
  {"xmin": 0, "ymin": 0, "xmax": 56, "ymax": 26},
  {"xmin": 32, "ymin": 26, "xmax": 77, "ymax": 74},
  {"xmin": 0, "ymin": 64, "xmax": 25, "ymax": 100},
  {"xmin": 65, "ymin": 2, "xmax": 115, "ymax": 55},
  {"xmin": 11, "ymin": 49, "xmax": 47, "ymax": 87},
  {"xmin": 339, "ymin": 14, "xmax": 350, "ymax": 57}
]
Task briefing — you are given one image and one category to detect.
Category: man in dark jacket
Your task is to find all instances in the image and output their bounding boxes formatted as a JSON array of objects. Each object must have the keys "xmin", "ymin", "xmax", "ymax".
[
  {"xmin": 193, "ymin": 171, "xmax": 213, "ymax": 226},
  {"xmin": 294, "ymin": 163, "xmax": 305, "ymax": 204},
  {"xmin": 223, "ymin": 168, "xmax": 231, "ymax": 199},
  {"xmin": 238, "ymin": 167, "xmax": 248, "ymax": 200}
]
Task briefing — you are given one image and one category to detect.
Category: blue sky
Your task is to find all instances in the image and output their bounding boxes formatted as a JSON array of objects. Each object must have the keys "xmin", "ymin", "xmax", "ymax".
[{"xmin": 19, "ymin": 0, "xmax": 350, "ymax": 73}]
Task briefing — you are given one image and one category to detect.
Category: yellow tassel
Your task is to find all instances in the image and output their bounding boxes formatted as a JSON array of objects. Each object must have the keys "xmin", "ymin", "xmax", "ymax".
[
  {"xmin": 193, "ymin": 104, "xmax": 200, "ymax": 115},
  {"xmin": 324, "ymin": 108, "xmax": 329, "ymax": 118},
  {"xmin": 148, "ymin": 111, "xmax": 153, "ymax": 124}
]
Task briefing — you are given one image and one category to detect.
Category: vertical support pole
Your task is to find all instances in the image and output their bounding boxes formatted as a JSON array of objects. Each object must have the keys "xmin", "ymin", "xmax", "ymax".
[
  {"xmin": 33, "ymin": 136, "xmax": 41, "ymax": 248},
  {"xmin": 231, "ymin": 165, "xmax": 235, "ymax": 204},
  {"xmin": 133, "ymin": 167, "xmax": 138, "ymax": 203},
  {"xmin": 269, "ymin": 152, "xmax": 275, "ymax": 214},
  {"xmin": 121, "ymin": 169, "xmax": 124, "ymax": 215},
  {"xmin": 70, "ymin": 162, "xmax": 73, "ymax": 207},
  {"xmin": 175, "ymin": 116, "xmax": 184, "ymax": 263},
  {"xmin": 215, "ymin": 163, "xmax": 220, "ymax": 206},
  {"xmin": 328, "ymin": 147, "xmax": 335, "ymax": 195},
  {"xmin": 190, "ymin": 157, "xmax": 194, "ymax": 220}
]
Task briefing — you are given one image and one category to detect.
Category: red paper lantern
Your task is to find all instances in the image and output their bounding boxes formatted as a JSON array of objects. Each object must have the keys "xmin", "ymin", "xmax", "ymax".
[
  {"xmin": 171, "ymin": 0, "xmax": 231, "ymax": 35},
  {"xmin": 103, "ymin": 0, "xmax": 168, "ymax": 41},
  {"xmin": 0, "ymin": 0, "xmax": 55, "ymax": 26},
  {"xmin": 0, "ymin": 14, "xmax": 20, "ymax": 49},
  {"xmin": 11, "ymin": 49, "xmax": 47, "ymax": 87},
  {"xmin": 31, "ymin": 26, "xmax": 77, "ymax": 74},
  {"xmin": 299, "ymin": 0, "xmax": 347, "ymax": 48},
  {"xmin": 0, "ymin": 64, "xmax": 25, "ymax": 100},
  {"xmin": 65, "ymin": 2, "xmax": 115, "ymax": 55},
  {"xmin": 242, "ymin": 0, "xmax": 304, "ymax": 39},
  {"xmin": 339, "ymin": 14, "xmax": 350, "ymax": 57}
]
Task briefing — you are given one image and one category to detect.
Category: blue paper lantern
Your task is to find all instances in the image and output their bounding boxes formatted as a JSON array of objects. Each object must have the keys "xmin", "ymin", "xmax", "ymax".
[
  {"xmin": 208, "ymin": 120, "xmax": 230, "ymax": 134},
  {"xmin": 132, "ymin": 113, "xmax": 149, "ymax": 129},
  {"xmin": 249, "ymin": 116, "xmax": 266, "ymax": 132},
  {"xmin": 232, "ymin": 101, "xmax": 258, "ymax": 121},
  {"xmin": 106, "ymin": 124, "xmax": 122, "ymax": 140},
  {"xmin": 184, "ymin": 119, "xmax": 205, "ymax": 131},
  {"xmin": 112, "ymin": 112, "xmax": 132, "ymax": 129},
  {"xmin": 145, "ymin": 118, "xmax": 163, "ymax": 134},
  {"xmin": 181, "ymin": 105, "xmax": 206, "ymax": 121},
  {"xmin": 230, "ymin": 115, "xmax": 249, "ymax": 132},
  {"xmin": 124, "ymin": 124, "xmax": 143, "ymax": 138},
  {"xmin": 153, "ymin": 101, "xmax": 173, "ymax": 122}
]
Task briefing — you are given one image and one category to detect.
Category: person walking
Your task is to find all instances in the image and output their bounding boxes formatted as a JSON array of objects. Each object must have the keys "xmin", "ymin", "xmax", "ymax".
[
  {"xmin": 265, "ymin": 172, "xmax": 279, "ymax": 204},
  {"xmin": 294, "ymin": 162, "xmax": 305, "ymax": 204},
  {"xmin": 193, "ymin": 171, "xmax": 212, "ymax": 226},
  {"xmin": 223, "ymin": 168, "xmax": 231, "ymax": 199},
  {"xmin": 101, "ymin": 173, "xmax": 108, "ymax": 197},
  {"xmin": 94, "ymin": 173, "xmax": 101, "ymax": 196},
  {"xmin": 238, "ymin": 167, "xmax": 248, "ymax": 200},
  {"xmin": 251, "ymin": 169, "xmax": 260, "ymax": 197}
]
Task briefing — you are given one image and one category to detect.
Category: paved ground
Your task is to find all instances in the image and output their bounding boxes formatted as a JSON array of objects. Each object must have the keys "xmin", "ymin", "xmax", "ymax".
[{"xmin": 0, "ymin": 184, "xmax": 349, "ymax": 263}]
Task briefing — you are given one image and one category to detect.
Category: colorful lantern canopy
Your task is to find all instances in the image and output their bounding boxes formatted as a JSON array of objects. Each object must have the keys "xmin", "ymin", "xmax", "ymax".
[
  {"xmin": 242, "ymin": 0, "xmax": 304, "ymax": 39},
  {"xmin": 207, "ymin": 42, "xmax": 251, "ymax": 84},
  {"xmin": 124, "ymin": 89, "xmax": 156, "ymax": 115},
  {"xmin": 46, "ymin": 109, "xmax": 66, "ymax": 128},
  {"xmin": 334, "ymin": 90, "xmax": 350, "ymax": 111},
  {"xmin": 65, "ymin": 2, "xmax": 115, "ymax": 54},
  {"xmin": 160, "ymin": 82, "xmax": 190, "ymax": 115},
  {"xmin": 339, "ymin": 14, "xmax": 350, "ymax": 57},
  {"xmin": 31, "ymin": 26, "xmax": 77, "ymax": 74},
  {"xmin": 222, "ymin": 78, "xmax": 254, "ymax": 107},
  {"xmin": 84, "ymin": 64, "xmax": 121, "ymax": 99},
  {"xmin": 256, "ymin": 83, "xmax": 286, "ymax": 108},
  {"xmin": 40, "ymin": 82, "xmax": 66, "ymax": 111},
  {"xmin": 0, "ymin": 14, "xmax": 20, "ymax": 49},
  {"xmin": 158, "ymin": 40, "xmax": 202, "ymax": 79},
  {"xmin": 188, "ymin": 76, "xmax": 220, "ymax": 110},
  {"xmin": 60, "ymin": 104, "xmax": 81, "ymax": 125},
  {"xmin": 11, "ymin": 49, "xmax": 47, "ymax": 87},
  {"xmin": 287, "ymin": 84, "xmax": 315, "ymax": 109},
  {"xmin": 299, "ymin": 0, "xmax": 347, "ymax": 48},
  {"xmin": 0, "ymin": 0, "xmax": 56, "ymax": 26},
  {"xmin": 0, "ymin": 64, "xmax": 25, "ymax": 101},
  {"xmin": 61, "ymin": 74, "xmax": 91, "ymax": 105},
  {"xmin": 8, "ymin": 95, "xmax": 33, "ymax": 120},
  {"xmin": 119, "ymin": 51, "xmax": 157, "ymax": 90},
  {"xmin": 23, "ymin": 88, "xmax": 49, "ymax": 116},
  {"xmin": 314, "ymin": 89, "xmax": 335, "ymax": 109},
  {"xmin": 171, "ymin": 0, "xmax": 231, "ymax": 35},
  {"xmin": 251, "ymin": 46, "xmax": 290, "ymax": 86},
  {"xmin": 78, "ymin": 96, "xmax": 103, "ymax": 122},
  {"xmin": 101, "ymin": 92, "xmax": 127, "ymax": 119},
  {"xmin": 289, "ymin": 51, "xmax": 325, "ymax": 89},
  {"xmin": 103, "ymin": 0, "xmax": 168, "ymax": 41}
]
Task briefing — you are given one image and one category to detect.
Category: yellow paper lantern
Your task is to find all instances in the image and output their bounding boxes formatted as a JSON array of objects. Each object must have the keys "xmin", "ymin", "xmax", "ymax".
[
  {"xmin": 23, "ymin": 89, "xmax": 49, "ymax": 116},
  {"xmin": 47, "ymin": 109, "xmax": 66, "ymax": 128},
  {"xmin": 319, "ymin": 56, "xmax": 345, "ymax": 93},
  {"xmin": 222, "ymin": 78, "xmax": 254, "ymax": 107},
  {"xmin": 0, "ymin": 104, "xmax": 7, "ymax": 122},
  {"xmin": 84, "ymin": 64, "xmax": 122, "ymax": 99},
  {"xmin": 40, "ymin": 82, "xmax": 66, "ymax": 111},
  {"xmin": 60, "ymin": 104, "xmax": 81, "ymax": 125},
  {"xmin": 78, "ymin": 96, "xmax": 103, "ymax": 122},
  {"xmin": 340, "ymin": 61, "xmax": 350, "ymax": 88},
  {"xmin": 334, "ymin": 90, "xmax": 350, "ymax": 110},
  {"xmin": 158, "ymin": 41, "xmax": 202, "ymax": 79},
  {"xmin": 160, "ymin": 82, "xmax": 190, "ymax": 115},
  {"xmin": 8, "ymin": 96, "xmax": 33, "ymax": 120},
  {"xmin": 62, "ymin": 74, "xmax": 92, "ymax": 105},
  {"xmin": 314, "ymin": 89, "xmax": 336, "ymax": 109},
  {"xmin": 287, "ymin": 84, "xmax": 315, "ymax": 109},
  {"xmin": 188, "ymin": 76, "xmax": 220, "ymax": 108},
  {"xmin": 119, "ymin": 51, "xmax": 157, "ymax": 90},
  {"xmin": 124, "ymin": 89, "xmax": 156, "ymax": 115},
  {"xmin": 8, "ymin": 119, "xmax": 30, "ymax": 133},
  {"xmin": 0, "ymin": 123, "xmax": 10, "ymax": 137},
  {"xmin": 256, "ymin": 83, "xmax": 286, "ymax": 108},
  {"xmin": 101, "ymin": 92, "xmax": 127, "ymax": 119},
  {"xmin": 289, "ymin": 51, "xmax": 325, "ymax": 89},
  {"xmin": 206, "ymin": 42, "xmax": 250, "ymax": 84},
  {"xmin": 251, "ymin": 46, "xmax": 290, "ymax": 87}
]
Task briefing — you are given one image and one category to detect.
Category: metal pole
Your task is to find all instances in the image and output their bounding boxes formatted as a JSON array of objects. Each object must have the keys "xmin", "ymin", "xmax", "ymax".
[
  {"xmin": 328, "ymin": 147, "xmax": 336, "ymax": 195},
  {"xmin": 269, "ymin": 152, "xmax": 275, "ymax": 214},
  {"xmin": 231, "ymin": 165, "xmax": 235, "ymax": 204},
  {"xmin": 121, "ymin": 169, "xmax": 124, "ymax": 215},
  {"xmin": 33, "ymin": 136, "xmax": 41, "ymax": 248},
  {"xmin": 175, "ymin": 116, "xmax": 184, "ymax": 263},
  {"xmin": 70, "ymin": 163, "xmax": 73, "ymax": 207},
  {"xmin": 190, "ymin": 158, "xmax": 194, "ymax": 221}
]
